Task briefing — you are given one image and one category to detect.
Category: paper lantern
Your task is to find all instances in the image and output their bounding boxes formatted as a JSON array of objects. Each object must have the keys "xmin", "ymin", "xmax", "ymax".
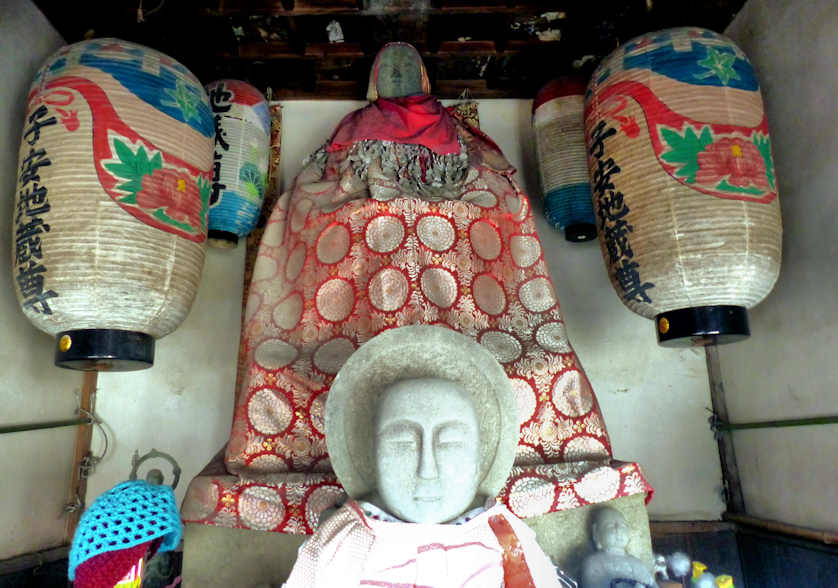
[
  {"xmin": 12, "ymin": 38, "xmax": 213, "ymax": 370},
  {"xmin": 584, "ymin": 28, "xmax": 782, "ymax": 346},
  {"xmin": 205, "ymin": 80, "xmax": 271, "ymax": 247},
  {"xmin": 533, "ymin": 77, "xmax": 597, "ymax": 242}
]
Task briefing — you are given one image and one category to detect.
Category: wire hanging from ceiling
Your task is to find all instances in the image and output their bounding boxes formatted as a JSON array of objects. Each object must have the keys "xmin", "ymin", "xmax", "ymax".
[{"xmin": 137, "ymin": 0, "xmax": 166, "ymax": 23}]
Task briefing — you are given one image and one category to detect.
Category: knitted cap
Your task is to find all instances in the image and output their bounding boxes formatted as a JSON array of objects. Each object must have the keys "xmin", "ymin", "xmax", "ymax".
[{"xmin": 69, "ymin": 480, "xmax": 182, "ymax": 581}]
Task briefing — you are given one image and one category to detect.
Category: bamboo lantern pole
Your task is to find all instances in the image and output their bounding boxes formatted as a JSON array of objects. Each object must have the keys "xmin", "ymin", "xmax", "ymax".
[{"xmin": 64, "ymin": 371, "xmax": 97, "ymax": 543}]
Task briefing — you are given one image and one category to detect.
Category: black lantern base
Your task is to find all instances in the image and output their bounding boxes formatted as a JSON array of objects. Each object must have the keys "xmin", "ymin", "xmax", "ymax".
[
  {"xmin": 565, "ymin": 223, "xmax": 597, "ymax": 243},
  {"xmin": 54, "ymin": 329, "xmax": 154, "ymax": 371},
  {"xmin": 208, "ymin": 230, "xmax": 239, "ymax": 248},
  {"xmin": 656, "ymin": 305, "xmax": 750, "ymax": 347}
]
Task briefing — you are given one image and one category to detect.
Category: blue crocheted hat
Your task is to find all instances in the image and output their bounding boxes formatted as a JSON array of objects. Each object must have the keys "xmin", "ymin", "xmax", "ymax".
[{"xmin": 69, "ymin": 480, "xmax": 182, "ymax": 581}]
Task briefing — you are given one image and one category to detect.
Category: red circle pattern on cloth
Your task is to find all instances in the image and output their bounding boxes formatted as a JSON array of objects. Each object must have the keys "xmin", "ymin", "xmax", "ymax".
[{"xmin": 182, "ymin": 121, "xmax": 652, "ymax": 534}]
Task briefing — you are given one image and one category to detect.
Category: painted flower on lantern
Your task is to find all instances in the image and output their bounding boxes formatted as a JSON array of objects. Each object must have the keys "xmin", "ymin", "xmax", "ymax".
[
  {"xmin": 136, "ymin": 167, "xmax": 203, "ymax": 228},
  {"xmin": 695, "ymin": 47, "xmax": 741, "ymax": 86},
  {"xmin": 240, "ymin": 162, "xmax": 266, "ymax": 200},
  {"xmin": 660, "ymin": 125, "xmax": 775, "ymax": 200},
  {"xmin": 695, "ymin": 137, "xmax": 770, "ymax": 190},
  {"xmin": 161, "ymin": 78, "xmax": 202, "ymax": 125},
  {"xmin": 102, "ymin": 136, "xmax": 209, "ymax": 238}
]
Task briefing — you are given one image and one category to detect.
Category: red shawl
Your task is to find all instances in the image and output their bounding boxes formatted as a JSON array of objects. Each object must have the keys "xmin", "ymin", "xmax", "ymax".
[{"xmin": 327, "ymin": 95, "xmax": 461, "ymax": 155}]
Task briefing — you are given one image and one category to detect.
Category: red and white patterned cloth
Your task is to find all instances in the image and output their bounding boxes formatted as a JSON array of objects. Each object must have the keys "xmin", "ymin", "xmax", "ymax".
[{"xmin": 181, "ymin": 113, "xmax": 652, "ymax": 534}]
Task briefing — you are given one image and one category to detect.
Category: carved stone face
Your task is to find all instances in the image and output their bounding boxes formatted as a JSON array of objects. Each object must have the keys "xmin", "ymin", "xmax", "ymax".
[
  {"xmin": 374, "ymin": 377, "xmax": 480, "ymax": 523},
  {"xmin": 592, "ymin": 507, "xmax": 630, "ymax": 553},
  {"xmin": 374, "ymin": 44, "xmax": 425, "ymax": 99}
]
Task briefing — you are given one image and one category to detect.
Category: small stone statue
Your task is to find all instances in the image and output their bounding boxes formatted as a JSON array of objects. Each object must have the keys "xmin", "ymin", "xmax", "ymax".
[
  {"xmin": 653, "ymin": 553, "xmax": 669, "ymax": 580},
  {"xmin": 579, "ymin": 507, "xmax": 657, "ymax": 588},
  {"xmin": 326, "ymin": 20, "xmax": 344, "ymax": 44},
  {"xmin": 284, "ymin": 325, "xmax": 564, "ymax": 587}
]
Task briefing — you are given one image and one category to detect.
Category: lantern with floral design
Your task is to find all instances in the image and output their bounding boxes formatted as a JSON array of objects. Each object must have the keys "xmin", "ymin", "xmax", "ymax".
[
  {"xmin": 205, "ymin": 80, "xmax": 271, "ymax": 248},
  {"xmin": 585, "ymin": 27, "xmax": 782, "ymax": 345},
  {"xmin": 12, "ymin": 38, "xmax": 213, "ymax": 370}
]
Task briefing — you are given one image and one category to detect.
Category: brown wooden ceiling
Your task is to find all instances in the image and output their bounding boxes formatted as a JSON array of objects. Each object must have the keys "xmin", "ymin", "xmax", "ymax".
[{"xmin": 33, "ymin": 0, "xmax": 746, "ymax": 99}]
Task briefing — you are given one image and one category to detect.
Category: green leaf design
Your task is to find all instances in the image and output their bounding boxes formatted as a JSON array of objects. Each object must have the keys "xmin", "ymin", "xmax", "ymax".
[
  {"xmin": 153, "ymin": 209, "xmax": 195, "ymax": 233},
  {"xmin": 753, "ymin": 134, "xmax": 775, "ymax": 190},
  {"xmin": 161, "ymin": 79, "xmax": 201, "ymax": 124},
  {"xmin": 695, "ymin": 47, "xmax": 741, "ymax": 86},
  {"xmin": 243, "ymin": 183, "xmax": 258, "ymax": 199},
  {"xmin": 116, "ymin": 178, "xmax": 144, "ymax": 194},
  {"xmin": 239, "ymin": 162, "xmax": 262, "ymax": 185},
  {"xmin": 659, "ymin": 125, "xmax": 713, "ymax": 183},
  {"xmin": 149, "ymin": 151, "xmax": 163, "ymax": 174},
  {"xmin": 716, "ymin": 179, "xmax": 764, "ymax": 195},
  {"xmin": 198, "ymin": 175, "xmax": 210, "ymax": 206},
  {"xmin": 198, "ymin": 176, "xmax": 210, "ymax": 229},
  {"xmin": 103, "ymin": 162, "xmax": 135, "ymax": 178},
  {"xmin": 104, "ymin": 138, "xmax": 164, "ymax": 195},
  {"xmin": 113, "ymin": 139, "xmax": 135, "ymax": 167}
]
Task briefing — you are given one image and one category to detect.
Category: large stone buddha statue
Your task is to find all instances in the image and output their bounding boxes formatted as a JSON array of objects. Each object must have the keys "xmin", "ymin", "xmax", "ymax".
[{"xmin": 285, "ymin": 325, "xmax": 563, "ymax": 586}]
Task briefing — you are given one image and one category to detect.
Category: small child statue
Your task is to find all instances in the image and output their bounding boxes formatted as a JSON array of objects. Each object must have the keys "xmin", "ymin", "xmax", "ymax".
[
  {"xmin": 579, "ymin": 507, "xmax": 657, "ymax": 588},
  {"xmin": 284, "ymin": 325, "xmax": 563, "ymax": 587}
]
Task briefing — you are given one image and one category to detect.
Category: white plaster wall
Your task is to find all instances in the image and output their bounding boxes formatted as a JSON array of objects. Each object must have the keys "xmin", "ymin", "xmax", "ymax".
[
  {"xmin": 86, "ymin": 246, "xmax": 243, "ymax": 507},
  {"xmin": 723, "ymin": 0, "xmax": 838, "ymax": 531},
  {"xmin": 0, "ymin": 0, "xmax": 73, "ymax": 560},
  {"xmin": 275, "ymin": 100, "xmax": 725, "ymax": 520}
]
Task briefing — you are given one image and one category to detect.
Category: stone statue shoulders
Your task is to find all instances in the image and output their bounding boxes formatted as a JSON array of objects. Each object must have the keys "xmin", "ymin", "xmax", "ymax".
[
  {"xmin": 580, "ymin": 551, "xmax": 657, "ymax": 588},
  {"xmin": 288, "ymin": 499, "xmax": 563, "ymax": 587},
  {"xmin": 283, "ymin": 501, "xmax": 374, "ymax": 588}
]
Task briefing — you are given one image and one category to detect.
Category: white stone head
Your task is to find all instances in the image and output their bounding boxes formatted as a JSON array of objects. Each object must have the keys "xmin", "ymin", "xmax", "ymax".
[
  {"xmin": 374, "ymin": 377, "xmax": 481, "ymax": 523},
  {"xmin": 591, "ymin": 507, "xmax": 630, "ymax": 554},
  {"xmin": 325, "ymin": 325, "xmax": 518, "ymax": 523}
]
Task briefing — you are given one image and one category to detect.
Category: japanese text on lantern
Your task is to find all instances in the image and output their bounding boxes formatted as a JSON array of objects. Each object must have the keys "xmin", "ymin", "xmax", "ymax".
[
  {"xmin": 209, "ymin": 82, "xmax": 232, "ymax": 205},
  {"xmin": 15, "ymin": 105, "xmax": 59, "ymax": 315},
  {"xmin": 589, "ymin": 121, "xmax": 655, "ymax": 304}
]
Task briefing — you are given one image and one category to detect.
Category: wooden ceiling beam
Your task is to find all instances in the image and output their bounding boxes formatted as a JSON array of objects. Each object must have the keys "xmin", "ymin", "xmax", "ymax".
[
  {"xmin": 200, "ymin": 3, "xmax": 558, "ymax": 17},
  {"xmin": 32, "ymin": 0, "xmax": 748, "ymax": 100},
  {"xmin": 261, "ymin": 78, "xmax": 524, "ymax": 100},
  {"xmin": 230, "ymin": 38, "xmax": 564, "ymax": 60}
]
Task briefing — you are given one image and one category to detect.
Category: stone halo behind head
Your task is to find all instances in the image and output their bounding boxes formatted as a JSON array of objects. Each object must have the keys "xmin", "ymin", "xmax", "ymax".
[{"xmin": 325, "ymin": 325, "xmax": 517, "ymax": 501}]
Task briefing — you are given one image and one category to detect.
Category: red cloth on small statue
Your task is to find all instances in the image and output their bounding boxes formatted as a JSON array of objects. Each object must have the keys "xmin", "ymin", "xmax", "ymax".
[{"xmin": 327, "ymin": 95, "xmax": 461, "ymax": 155}]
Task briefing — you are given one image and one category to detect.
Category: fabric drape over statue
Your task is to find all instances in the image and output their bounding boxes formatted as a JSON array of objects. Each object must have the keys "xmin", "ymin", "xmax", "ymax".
[{"xmin": 182, "ymin": 100, "xmax": 652, "ymax": 534}]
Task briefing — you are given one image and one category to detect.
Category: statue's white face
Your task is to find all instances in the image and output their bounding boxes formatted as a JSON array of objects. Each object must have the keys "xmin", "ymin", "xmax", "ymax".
[{"xmin": 374, "ymin": 377, "xmax": 480, "ymax": 523}]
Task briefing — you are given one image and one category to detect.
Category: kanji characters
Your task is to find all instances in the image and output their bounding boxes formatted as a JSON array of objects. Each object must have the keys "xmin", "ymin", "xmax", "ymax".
[
  {"xmin": 15, "ymin": 104, "xmax": 59, "ymax": 312},
  {"xmin": 590, "ymin": 121, "xmax": 655, "ymax": 303}
]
